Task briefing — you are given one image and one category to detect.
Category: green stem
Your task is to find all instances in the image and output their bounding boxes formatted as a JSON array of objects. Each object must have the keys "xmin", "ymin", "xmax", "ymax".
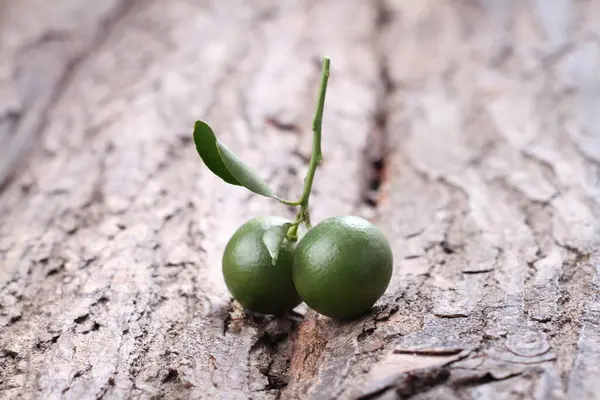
[
  {"xmin": 279, "ymin": 199, "xmax": 302, "ymax": 206},
  {"xmin": 287, "ymin": 56, "xmax": 330, "ymax": 239}
]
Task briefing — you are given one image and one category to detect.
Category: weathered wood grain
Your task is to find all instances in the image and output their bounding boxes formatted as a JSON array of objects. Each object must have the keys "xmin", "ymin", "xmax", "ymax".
[{"xmin": 0, "ymin": 0, "xmax": 599, "ymax": 399}]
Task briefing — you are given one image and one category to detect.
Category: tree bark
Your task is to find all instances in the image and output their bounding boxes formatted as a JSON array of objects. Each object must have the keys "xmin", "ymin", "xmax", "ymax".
[{"xmin": 1, "ymin": 0, "xmax": 599, "ymax": 399}]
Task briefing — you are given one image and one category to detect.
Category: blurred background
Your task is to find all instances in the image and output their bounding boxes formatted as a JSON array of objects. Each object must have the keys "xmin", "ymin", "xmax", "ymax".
[{"xmin": 2, "ymin": 0, "xmax": 598, "ymax": 247}]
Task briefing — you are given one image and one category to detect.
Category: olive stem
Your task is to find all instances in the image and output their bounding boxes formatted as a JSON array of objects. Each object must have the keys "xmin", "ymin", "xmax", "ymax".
[
  {"xmin": 287, "ymin": 56, "xmax": 330, "ymax": 239},
  {"xmin": 279, "ymin": 199, "xmax": 302, "ymax": 206}
]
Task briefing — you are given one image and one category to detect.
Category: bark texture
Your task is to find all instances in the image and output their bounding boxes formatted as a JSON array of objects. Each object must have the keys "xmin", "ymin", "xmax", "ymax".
[{"xmin": 1, "ymin": 0, "xmax": 599, "ymax": 399}]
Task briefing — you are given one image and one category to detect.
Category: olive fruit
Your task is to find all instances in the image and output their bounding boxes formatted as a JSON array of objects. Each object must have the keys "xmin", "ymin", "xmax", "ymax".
[
  {"xmin": 292, "ymin": 215, "xmax": 393, "ymax": 319},
  {"xmin": 222, "ymin": 216, "xmax": 302, "ymax": 315}
]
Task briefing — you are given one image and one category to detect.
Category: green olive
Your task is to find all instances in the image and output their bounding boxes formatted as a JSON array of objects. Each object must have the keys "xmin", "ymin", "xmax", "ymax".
[
  {"xmin": 222, "ymin": 216, "xmax": 302, "ymax": 315},
  {"xmin": 293, "ymin": 216, "xmax": 393, "ymax": 319}
]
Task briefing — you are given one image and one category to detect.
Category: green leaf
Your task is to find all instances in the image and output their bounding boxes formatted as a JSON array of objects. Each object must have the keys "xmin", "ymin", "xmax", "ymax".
[
  {"xmin": 193, "ymin": 120, "xmax": 278, "ymax": 198},
  {"xmin": 262, "ymin": 223, "xmax": 292, "ymax": 265}
]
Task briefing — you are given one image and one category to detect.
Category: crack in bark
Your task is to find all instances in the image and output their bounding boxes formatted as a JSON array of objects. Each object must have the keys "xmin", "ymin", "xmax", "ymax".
[
  {"xmin": 358, "ymin": 351, "xmax": 473, "ymax": 400},
  {"xmin": 61, "ymin": 365, "xmax": 92, "ymax": 396},
  {"xmin": 359, "ymin": 0, "xmax": 396, "ymax": 210}
]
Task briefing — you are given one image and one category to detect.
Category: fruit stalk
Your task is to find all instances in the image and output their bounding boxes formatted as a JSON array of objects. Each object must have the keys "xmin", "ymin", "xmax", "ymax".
[{"xmin": 287, "ymin": 56, "xmax": 330, "ymax": 239}]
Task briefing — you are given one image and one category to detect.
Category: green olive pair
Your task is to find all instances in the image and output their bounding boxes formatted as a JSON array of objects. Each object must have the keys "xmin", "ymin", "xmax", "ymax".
[
  {"xmin": 194, "ymin": 57, "xmax": 393, "ymax": 319},
  {"xmin": 222, "ymin": 215, "xmax": 393, "ymax": 319}
]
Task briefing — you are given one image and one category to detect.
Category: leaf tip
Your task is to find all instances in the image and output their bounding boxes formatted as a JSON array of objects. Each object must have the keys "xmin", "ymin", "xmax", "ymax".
[{"xmin": 262, "ymin": 223, "xmax": 292, "ymax": 266}]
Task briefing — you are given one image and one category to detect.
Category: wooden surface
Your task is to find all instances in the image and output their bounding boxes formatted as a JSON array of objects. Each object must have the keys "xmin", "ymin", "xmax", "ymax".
[{"xmin": 1, "ymin": 0, "xmax": 599, "ymax": 399}]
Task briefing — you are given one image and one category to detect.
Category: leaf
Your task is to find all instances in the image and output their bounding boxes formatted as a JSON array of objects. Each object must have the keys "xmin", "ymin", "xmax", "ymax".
[
  {"xmin": 262, "ymin": 223, "xmax": 292, "ymax": 265},
  {"xmin": 193, "ymin": 120, "xmax": 278, "ymax": 198}
]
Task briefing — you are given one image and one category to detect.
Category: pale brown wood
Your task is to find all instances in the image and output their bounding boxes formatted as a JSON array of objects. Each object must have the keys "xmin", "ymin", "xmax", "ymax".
[{"xmin": 1, "ymin": 1, "xmax": 599, "ymax": 399}]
